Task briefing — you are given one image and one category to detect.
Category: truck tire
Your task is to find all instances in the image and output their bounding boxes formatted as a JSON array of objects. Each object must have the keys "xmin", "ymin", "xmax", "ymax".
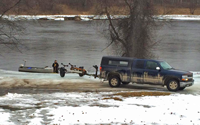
[
  {"xmin": 179, "ymin": 87, "xmax": 186, "ymax": 90},
  {"xmin": 60, "ymin": 68, "xmax": 65, "ymax": 77},
  {"xmin": 109, "ymin": 76, "xmax": 121, "ymax": 87},
  {"xmin": 166, "ymin": 79, "xmax": 180, "ymax": 92}
]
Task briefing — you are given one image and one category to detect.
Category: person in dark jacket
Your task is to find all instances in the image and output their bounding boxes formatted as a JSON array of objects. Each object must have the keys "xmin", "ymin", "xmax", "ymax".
[{"xmin": 52, "ymin": 60, "xmax": 59, "ymax": 73}]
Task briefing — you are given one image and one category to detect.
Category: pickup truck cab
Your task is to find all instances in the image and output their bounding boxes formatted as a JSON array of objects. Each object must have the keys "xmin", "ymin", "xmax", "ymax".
[{"xmin": 100, "ymin": 56, "xmax": 194, "ymax": 91}]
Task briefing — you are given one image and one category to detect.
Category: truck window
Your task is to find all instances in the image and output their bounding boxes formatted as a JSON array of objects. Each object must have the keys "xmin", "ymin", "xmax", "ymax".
[
  {"xmin": 134, "ymin": 60, "xmax": 145, "ymax": 69},
  {"xmin": 146, "ymin": 61, "xmax": 159, "ymax": 70},
  {"xmin": 108, "ymin": 60, "xmax": 128, "ymax": 67},
  {"xmin": 159, "ymin": 61, "xmax": 172, "ymax": 70},
  {"xmin": 119, "ymin": 61, "xmax": 128, "ymax": 66},
  {"xmin": 101, "ymin": 58, "xmax": 109, "ymax": 65}
]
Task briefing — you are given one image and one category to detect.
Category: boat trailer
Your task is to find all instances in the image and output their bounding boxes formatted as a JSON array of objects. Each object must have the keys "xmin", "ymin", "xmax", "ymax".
[
  {"xmin": 18, "ymin": 60, "xmax": 99, "ymax": 78},
  {"xmin": 59, "ymin": 63, "xmax": 99, "ymax": 78}
]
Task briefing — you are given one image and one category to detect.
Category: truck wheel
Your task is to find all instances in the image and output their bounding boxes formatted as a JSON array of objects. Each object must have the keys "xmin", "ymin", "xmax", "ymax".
[
  {"xmin": 60, "ymin": 68, "xmax": 65, "ymax": 77},
  {"xmin": 109, "ymin": 76, "xmax": 121, "ymax": 87},
  {"xmin": 179, "ymin": 87, "xmax": 186, "ymax": 90},
  {"xmin": 166, "ymin": 79, "xmax": 180, "ymax": 92},
  {"xmin": 122, "ymin": 82, "xmax": 129, "ymax": 85}
]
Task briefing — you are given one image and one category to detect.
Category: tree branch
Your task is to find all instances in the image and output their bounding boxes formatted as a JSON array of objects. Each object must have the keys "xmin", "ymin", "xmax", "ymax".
[
  {"xmin": 105, "ymin": 6, "xmax": 127, "ymax": 49},
  {"xmin": 0, "ymin": 0, "xmax": 22, "ymax": 18},
  {"xmin": 124, "ymin": 0, "xmax": 132, "ymax": 11}
]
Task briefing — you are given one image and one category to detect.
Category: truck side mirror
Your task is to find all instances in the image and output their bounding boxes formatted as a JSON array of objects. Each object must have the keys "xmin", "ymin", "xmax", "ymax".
[{"xmin": 156, "ymin": 67, "xmax": 160, "ymax": 71}]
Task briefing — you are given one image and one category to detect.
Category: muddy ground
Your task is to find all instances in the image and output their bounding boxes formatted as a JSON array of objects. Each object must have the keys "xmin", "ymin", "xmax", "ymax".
[{"xmin": 0, "ymin": 81, "xmax": 169, "ymax": 96}]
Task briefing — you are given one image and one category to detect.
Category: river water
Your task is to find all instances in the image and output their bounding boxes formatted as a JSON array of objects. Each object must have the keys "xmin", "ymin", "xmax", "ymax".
[
  {"xmin": 0, "ymin": 20, "xmax": 200, "ymax": 124},
  {"xmin": 0, "ymin": 20, "xmax": 200, "ymax": 71}
]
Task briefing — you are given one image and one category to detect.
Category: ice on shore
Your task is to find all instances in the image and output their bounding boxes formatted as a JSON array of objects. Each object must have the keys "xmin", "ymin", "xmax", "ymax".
[
  {"xmin": 157, "ymin": 15, "xmax": 200, "ymax": 21},
  {"xmin": 0, "ymin": 69, "xmax": 200, "ymax": 88},
  {"xmin": 0, "ymin": 69, "xmax": 101, "ymax": 88}
]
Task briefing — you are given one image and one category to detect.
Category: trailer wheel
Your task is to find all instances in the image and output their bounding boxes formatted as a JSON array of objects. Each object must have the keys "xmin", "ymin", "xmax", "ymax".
[
  {"xmin": 79, "ymin": 71, "xmax": 86, "ymax": 77},
  {"xmin": 79, "ymin": 73, "xmax": 84, "ymax": 77},
  {"xmin": 60, "ymin": 68, "xmax": 65, "ymax": 77},
  {"xmin": 109, "ymin": 76, "xmax": 121, "ymax": 87},
  {"xmin": 166, "ymin": 79, "xmax": 180, "ymax": 92}
]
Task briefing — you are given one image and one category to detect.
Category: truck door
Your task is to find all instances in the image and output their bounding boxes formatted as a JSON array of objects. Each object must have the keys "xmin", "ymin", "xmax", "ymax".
[
  {"xmin": 116, "ymin": 61, "xmax": 131, "ymax": 82},
  {"xmin": 143, "ymin": 61, "xmax": 162, "ymax": 84},
  {"xmin": 131, "ymin": 60, "xmax": 145, "ymax": 83},
  {"xmin": 107, "ymin": 60, "xmax": 131, "ymax": 82}
]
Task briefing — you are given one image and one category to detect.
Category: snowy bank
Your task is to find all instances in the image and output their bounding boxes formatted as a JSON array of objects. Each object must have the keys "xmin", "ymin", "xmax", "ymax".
[
  {"xmin": 157, "ymin": 15, "xmax": 200, "ymax": 21},
  {"xmin": 0, "ymin": 69, "xmax": 101, "ymax": 88},
  {"xmin": 2, "ymin": 15, "xmax": 200, "ymax": 21},
  {"xmin": 0, "ymin": 92, "xmax": 200, "ymax": 124}
]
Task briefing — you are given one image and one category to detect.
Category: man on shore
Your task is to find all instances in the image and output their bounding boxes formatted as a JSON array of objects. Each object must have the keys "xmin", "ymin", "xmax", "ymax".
[{"xmin": 52, "ymin": 60, "xmax": 59, "ymax": 73}]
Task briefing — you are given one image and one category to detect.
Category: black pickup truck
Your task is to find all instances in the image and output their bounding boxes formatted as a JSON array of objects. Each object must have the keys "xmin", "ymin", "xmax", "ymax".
[{"xmin": 100, "ymin": 56, "xmax": 194, "ymax": 91}]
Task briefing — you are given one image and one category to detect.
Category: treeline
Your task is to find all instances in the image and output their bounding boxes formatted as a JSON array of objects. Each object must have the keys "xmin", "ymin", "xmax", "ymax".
[{"xmin": 1, "ymin": 0, "xmax": 200, "ymax": 15}]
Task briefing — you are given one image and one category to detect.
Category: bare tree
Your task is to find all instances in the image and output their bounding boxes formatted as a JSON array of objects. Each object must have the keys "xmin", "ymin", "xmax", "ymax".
[
  {"xmin": 98, "ymin": 0, "xmax": 158, "ymax": 59},
  {"xmin": 188, "ymin": 0, "xmax": 198, "ymax": 14},
  {"xmin": 160, "ymin": 0, "xmax": 175, "ymax": 15},
  {"xmin": 0, "ymin": 0, "xmax": 24, "ymax": 52},
  {"xmin": 59, "ymin": 0, "xmax": 94, "ymax": 11}
]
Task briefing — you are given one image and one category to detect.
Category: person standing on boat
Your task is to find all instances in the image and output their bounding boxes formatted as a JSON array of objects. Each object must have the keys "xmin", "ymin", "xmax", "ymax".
[{"xmin": 52, "ymin": 60, "xmax": 59, "ymax": 73}]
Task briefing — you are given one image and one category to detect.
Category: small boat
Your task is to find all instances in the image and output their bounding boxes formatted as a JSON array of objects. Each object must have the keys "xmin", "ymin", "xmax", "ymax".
[
  {"xmin": 18, "ymin": 60, "xmax": 53, "ymax": 73},
  {"xmin": 18, "ymin": 66, "xmax": 53, "ymax": 73}
]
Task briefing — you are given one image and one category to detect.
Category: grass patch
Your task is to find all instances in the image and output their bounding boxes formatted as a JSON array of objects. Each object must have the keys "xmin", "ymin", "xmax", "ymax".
[
  {"xmin": 0, "ymin": 105, "xmax": 31, "ymax": 111},
  {"xmin": 102, "ymin": 97, "xmax": 123, "ymax": 101},
  {"xmin": 112, "ymin": 92, "xmax": 171, "ymax": 97},
  {"xmin": 89, "ymin": 103, "xmax": 119, "ymax": 107}
]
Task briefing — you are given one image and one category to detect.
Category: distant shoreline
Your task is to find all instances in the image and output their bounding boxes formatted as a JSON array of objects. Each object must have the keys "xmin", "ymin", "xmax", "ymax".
[{"xmin": 2, "ymin": 14, "xmax": 200, "ymax": 21}]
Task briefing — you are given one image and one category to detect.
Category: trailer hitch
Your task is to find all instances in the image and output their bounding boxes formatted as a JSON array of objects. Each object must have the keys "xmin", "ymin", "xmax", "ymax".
[{"xmin": 93, "ymin": 65, "xmax": 98, "ymax": 78}]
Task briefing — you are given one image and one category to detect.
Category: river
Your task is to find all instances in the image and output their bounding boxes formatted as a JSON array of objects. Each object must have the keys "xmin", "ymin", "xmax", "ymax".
[{"xmin": 0, "ymin": 20, "xmax": 200, "ymax": 71}]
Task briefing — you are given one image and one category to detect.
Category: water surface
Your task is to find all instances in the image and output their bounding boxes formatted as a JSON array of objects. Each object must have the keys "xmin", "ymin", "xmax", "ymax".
[{"xmin": 0, "ymin": 20, "xmax": 200, "ymax": 71}]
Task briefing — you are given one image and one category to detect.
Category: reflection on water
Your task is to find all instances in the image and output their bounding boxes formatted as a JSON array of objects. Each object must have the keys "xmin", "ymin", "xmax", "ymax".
[
  {"xmin": 0, "ymin": 20, "xmax": 200, "ymax": 71},
  {"xmin": 154, "ymin": 21, "xmax": 200, "ymax": 71}
]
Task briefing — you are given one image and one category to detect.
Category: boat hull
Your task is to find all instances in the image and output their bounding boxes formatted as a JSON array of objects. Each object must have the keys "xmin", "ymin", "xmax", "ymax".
[{"xmin": 18, "ymin": 66, "xmax": 53, "ymax": 73}]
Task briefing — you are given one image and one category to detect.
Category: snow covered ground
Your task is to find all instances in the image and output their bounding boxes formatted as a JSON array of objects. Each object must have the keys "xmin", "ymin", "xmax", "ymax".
[
  {"xmin": 0, "ymin": 70, "xmax": 200, "ymax": 124},
  {"xmin": 2, "ymin": 14, "xmax": 200, "ymax": 21},
  {"xmin": 0, "ymin": 91, "xmax": 200, "ymax": 124},
  {"xmin": 157, "ymin": 15, "xmax": 200, "ymax": 21}
]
